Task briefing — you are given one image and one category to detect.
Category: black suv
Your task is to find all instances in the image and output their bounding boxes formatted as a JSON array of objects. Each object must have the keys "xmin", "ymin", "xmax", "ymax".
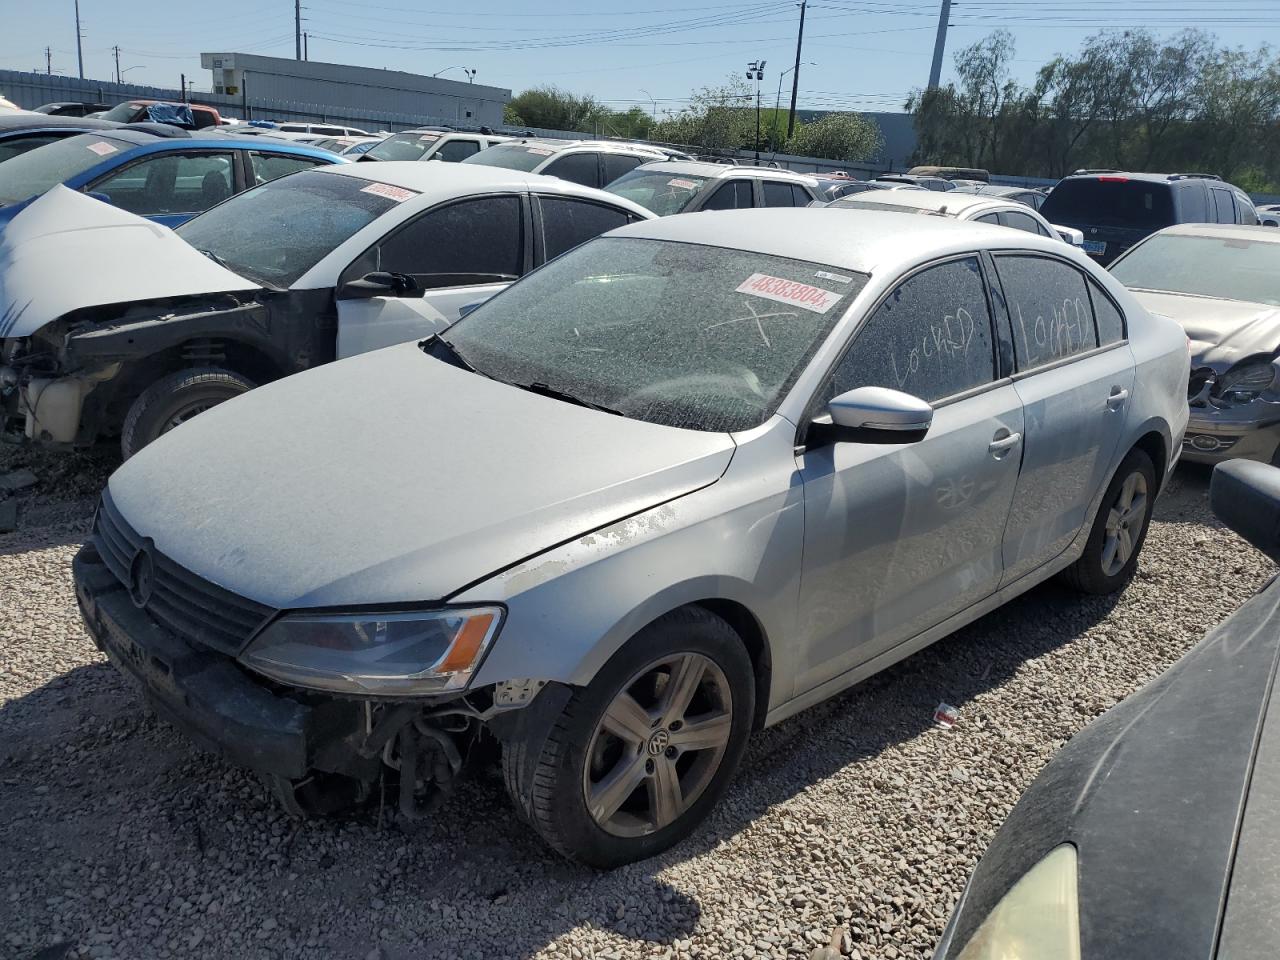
[{"xmin": 1040, "ymin": 170, "xmax": 1258, "ymax": 266}]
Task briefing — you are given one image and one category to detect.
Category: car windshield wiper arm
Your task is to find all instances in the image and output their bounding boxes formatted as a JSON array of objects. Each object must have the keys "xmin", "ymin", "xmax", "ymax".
[
  {"xmin": 197, "ymin": 248, "xmax": 232, "ymax": 269},
  {"xmin": 419, "ymin": 333, "xmax": 478, "ymax": 373},
  {"xmin": 516, "ymin": 381, "xmax": 623, "ymax": 416}
]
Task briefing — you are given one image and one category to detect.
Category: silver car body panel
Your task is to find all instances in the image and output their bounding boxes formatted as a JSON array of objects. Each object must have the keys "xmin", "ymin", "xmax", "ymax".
[{"xmin": 105, "ymin": 209, "xmax": 1189, "ymax": 725}]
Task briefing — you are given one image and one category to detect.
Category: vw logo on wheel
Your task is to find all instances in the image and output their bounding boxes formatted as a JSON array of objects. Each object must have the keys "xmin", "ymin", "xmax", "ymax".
[
  {"xmin": 646, "ymin": 729, "xmax": 670, "ymax": 756},
  {"xmin": 129, "ymin": 544, "xmax": 156, "ymax": 609}
]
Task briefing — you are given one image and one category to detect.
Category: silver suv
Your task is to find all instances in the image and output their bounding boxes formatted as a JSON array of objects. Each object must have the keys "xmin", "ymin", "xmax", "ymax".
[
  {"xmin": 606, "ymin": 160, "xmax": 822, "ymax": 216},
  {"xmin": 461, "ymin": 138, "xmax": 667, "ymax": 189}
]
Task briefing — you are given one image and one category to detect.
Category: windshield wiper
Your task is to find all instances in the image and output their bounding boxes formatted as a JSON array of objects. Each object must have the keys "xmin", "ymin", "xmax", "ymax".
[
  {"xmin": 516, "ymin": 381, "xmax": 623, "ymax": 416},
  {"xmin": 197, "ymin": 248, "xmax": 232, "ymax": 269},
  {"xmin": 420, "ymin": 333, "xmax": 479, "ymax": 373}
]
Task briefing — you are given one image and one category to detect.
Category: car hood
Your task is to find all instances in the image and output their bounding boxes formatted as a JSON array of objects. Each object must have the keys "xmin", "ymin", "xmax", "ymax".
[
  {"xmin": 107, "ymin": 343, "xmax": 736, "ymax": 610},
  {"xmin": 1131, "ymin": 289, "xmax": 1280, "ymax": 369},
  {"xmin": 0, "ymin": 186, "xmax": 260, "ymax": 339},
  {"xmin": 937, "ymin": 577, "xmax": 1280, "ymax": 959}
]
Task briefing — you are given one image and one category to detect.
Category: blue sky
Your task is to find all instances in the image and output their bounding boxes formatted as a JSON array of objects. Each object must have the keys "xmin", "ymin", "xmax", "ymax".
[{"xmin": 4, "ymin": 0, "xmax": 1278, "ymax": 114}]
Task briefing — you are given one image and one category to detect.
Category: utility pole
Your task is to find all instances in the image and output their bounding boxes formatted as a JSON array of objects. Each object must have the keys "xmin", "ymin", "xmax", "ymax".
[
  {"xmin": 74, "ymin": 0, "xmax": 84, "ymax": 79},
  {"xmin": 45, "ymin": 46, "xmax": 53, "ymax": 75},
  {"xmin": 303, "ymin": 32, "xmax": 309, "ymax": 60},
  {"xmin": 180, "ymin": 72, "xmax": 187, "ymax": 102},
  {"xmin": 112, "ymin": 44, "xmax": 121, "ymax": 83},
  {"xmin": 747, "ymin": 60, "xmax": 766, "ymax": 163},
  {"xmin": 786, "ymin": 0, "xmax": 805, "ymax": 138},
  {"xmin": 295, "ymin": 0, "xmax": 302, "ymax": 60},
  {"xmin": 928, "ymin": 0, "xmax": 953, "ymax": 89}
]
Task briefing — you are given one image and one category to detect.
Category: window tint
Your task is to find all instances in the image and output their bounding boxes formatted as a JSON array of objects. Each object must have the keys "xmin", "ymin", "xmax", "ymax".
[
  {"xmin": 995, "ymin": 255, "xmax": 1098, "ymax": 370},
  {"xmin": 348, "ymin": 195, "xmax": 523, "ymax": 290},
  {"xmin": 702, "ymin": 180, "xmax": 752, "ymax": 210},
  {"xmin": 1211, "ymin": 188, "xmax": 1235, "ymax": 223},
  {"xmin": 826, "ymin": 257, "xmax": 996, "ymax": 404},
  {"xmin": 251, "ymin": 152, "xmax": 323, "ymax": 184},
  {"xmin": 437, "ymin": 139, "xmax": 480, "ymax": 162},
  {"xmin": 763, "ymin": 181, "xmax": 802, "ymax": 207},
  {"xmin": 1087, "ymin": 280, "xmax": 1126, "ymax": 345},
  {"xmin": 0, "ymin": 134, "xmax": 61, "ymax": 163},
  {"xmin": 1040, "ymin": 179, "xmax": 1174, "ymax": 229},
  {"xmin": 603, "ymin": 153, "xmax": 644, "ymax": 185},
  {"xmin": 540, "ymin": 197, "xmax": 630, "ymax": 261},
  {"xmin": 92, "ymin": 152, "xmax": 234, "ymax": 215},
  {"xmin": 975, "ymin": 212, "xmax": 1001, "ymax": 225},
  {"xmin": 1235, "ymin": 193, "xmax": 1257, "ymax": 225},
  {"xmin": 542, "ymin": 152, "xmax": 599, "ymax": 188},
  {"xmin": 1001, "ymin": 209, "xmax": 1051, "ymax": 237}
]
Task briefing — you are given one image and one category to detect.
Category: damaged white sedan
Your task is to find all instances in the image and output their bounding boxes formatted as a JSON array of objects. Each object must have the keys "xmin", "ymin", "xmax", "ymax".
[{"xmin": 0, "ymin": 163, "xmax": 650, "ymax": 456}]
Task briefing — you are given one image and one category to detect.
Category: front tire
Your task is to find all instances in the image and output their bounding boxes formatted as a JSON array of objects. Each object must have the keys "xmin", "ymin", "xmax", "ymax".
[
  {"xmin": 1062, "ymin": 448, "xmax": 1156, "ymax": 594},
  {"xmin": 120, "ymin": 367, "xmax": 255, "ymax": 459},
  {"xmin": 503, "ymin": 607, "xmax": 754, "ymax": 868}
]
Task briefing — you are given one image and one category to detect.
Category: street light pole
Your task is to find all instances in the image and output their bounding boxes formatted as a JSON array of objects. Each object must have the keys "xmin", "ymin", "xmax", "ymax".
[
  {"xmin": 747, "ymin": 60, "xmax": 766, "ymax": 163},
  {"xmin": 773, "ymin": 61, "xmax": 814, "ymax": 151}
]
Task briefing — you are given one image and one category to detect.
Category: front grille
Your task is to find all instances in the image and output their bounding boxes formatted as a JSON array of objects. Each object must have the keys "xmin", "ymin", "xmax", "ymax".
[{"xmin": 94, "ymin": 491, "xmax": 275, "ymax": 655}]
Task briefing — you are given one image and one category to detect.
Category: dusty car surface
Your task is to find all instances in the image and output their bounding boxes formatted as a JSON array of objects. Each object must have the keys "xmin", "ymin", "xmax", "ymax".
[
  {"xmin": 1109, "ymin": 223, "xmax": 1280, "ymax": 463},
  {"xmin": 74, "ymin": 209, "xmax": 1188, "ymax": 867},
  {"xmin": 605, "ymin": 160, "xmax": 821, "ymax": 215},
  {"xmin": 0, "ymin": 163, "xmax": 651, "ymax": 455},
  {"xmin": 933, "ymin": 459, "xmax": 1280, "ymax": 960}
]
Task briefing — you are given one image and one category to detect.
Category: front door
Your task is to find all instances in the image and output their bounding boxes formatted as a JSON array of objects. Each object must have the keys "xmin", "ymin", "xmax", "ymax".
[
  {"xmin": 795, "ymin": 256, "xmax": 1023, "ymax": 695},
  {"xmin": 336, "ymin": 194, "xmax": 525, "ymax": 358},
  {"xmin": 992, "ymin": 253, "xmax": 1135, "ymax": 585}
]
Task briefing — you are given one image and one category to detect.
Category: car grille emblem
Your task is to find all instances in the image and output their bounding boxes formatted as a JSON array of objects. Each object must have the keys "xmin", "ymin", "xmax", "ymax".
[{"xmin": 129, "ymin": 544, "xmax": 156, "ymax": 609}]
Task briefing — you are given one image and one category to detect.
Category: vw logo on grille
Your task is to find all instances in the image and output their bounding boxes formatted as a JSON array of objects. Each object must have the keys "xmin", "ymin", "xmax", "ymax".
[
  {"xmin": 646, "ymin": 729, "xmax": 671, "ymax": 756},
  {"xmin": 129, "ymin": 544, "xmax": 156, "ymax": 609}
]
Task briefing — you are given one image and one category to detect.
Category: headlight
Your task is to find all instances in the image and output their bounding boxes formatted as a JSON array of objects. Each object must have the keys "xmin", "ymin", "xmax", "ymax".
[
  {"xmin": 954, "ymin": 844, "xmax": 1080, "ymax": 960},
  {"xmin": 240, "ymin": 606, "xmax": 503, "ymax": 696},
  {"xmin": 1216, "ymin": 362, "xmax": 1276, "ymax": 402}
]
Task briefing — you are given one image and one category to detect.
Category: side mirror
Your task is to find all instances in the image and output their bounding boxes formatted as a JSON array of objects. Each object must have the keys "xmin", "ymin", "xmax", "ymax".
[
  {"xmin": 338, "ymin": 271, "xmax": 419, "ymax": 300},
  {"xmin": 428, "ymin": 152, "xmax": 443, "ymax": 161},
  {"xmin": 809, "ymin": 386, "xmax": 933, "ymax": 446},
  {"xmin": 457, "ymin": 301, "xmax": 485, "ymax": 319},
  {"xmin": 1053, "ymin": 224, "xmax": 1084, "ymax": 247},
  {"xmin": 1211, "ymin": 460, "xmax": 1280, "ymax": 563}
]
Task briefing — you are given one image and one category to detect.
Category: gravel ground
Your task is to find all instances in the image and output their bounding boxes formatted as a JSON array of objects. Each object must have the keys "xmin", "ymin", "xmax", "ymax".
[{"xmin": 0, "ymin": 446, "xmax": 1271, "ymax": 960}]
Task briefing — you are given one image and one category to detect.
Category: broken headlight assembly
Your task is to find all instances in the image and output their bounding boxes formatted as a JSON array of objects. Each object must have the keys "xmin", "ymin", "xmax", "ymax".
[
  {"xmin": 240, "ymin": 606, "xmax": 504, "ymax": 696},
  {"xmin": 1215, "ymin": 361, "xmax": 1277, "ymax": 404}
]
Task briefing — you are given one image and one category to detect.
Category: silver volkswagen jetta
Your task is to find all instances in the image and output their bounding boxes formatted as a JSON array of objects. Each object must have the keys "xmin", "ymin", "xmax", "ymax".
[{"xmin": 73, "ymin": 209, "xmax": 1190, "ymax": 867}]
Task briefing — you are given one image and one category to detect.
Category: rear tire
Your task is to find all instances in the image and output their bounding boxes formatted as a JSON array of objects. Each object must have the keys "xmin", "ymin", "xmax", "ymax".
[
  {"xmin": 502, "ymin": 607, "xmax": 754, "ymax": 868},
  {"xmin": 120, "ymin": 367, "xmax": 255, "ymax": 460},
  {"xmin": 1061, "ymin": 448, "xmax": 1156, "ymax": 594}
]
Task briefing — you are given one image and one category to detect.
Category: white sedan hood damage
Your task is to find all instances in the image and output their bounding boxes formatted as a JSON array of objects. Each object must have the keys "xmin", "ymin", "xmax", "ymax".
[{"xmin": 0, "ymin": 186, "xmax": 260, "ymax": 339}]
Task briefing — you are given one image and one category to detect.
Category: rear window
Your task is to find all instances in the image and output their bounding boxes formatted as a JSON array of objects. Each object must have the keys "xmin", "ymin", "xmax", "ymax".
[
  {"xmin": 97, "ymin": 102, "xmax": 148, "ymax": 123},
  {"xmin": 462, "ymin": 143, "xmax": 558, "ymax": 172},
  {"xmin": 365, "ymin": 132, "xmax": 440, "ymax": 162},
  {"xmin": 1040, "ymin": 178, "xmax": 1175, "ymax": 229}
]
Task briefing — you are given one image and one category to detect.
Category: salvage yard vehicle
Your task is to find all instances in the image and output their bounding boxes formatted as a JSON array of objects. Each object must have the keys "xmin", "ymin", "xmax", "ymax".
[
  {"xmin": 1039, "ymin": 170, "xmax": 1258, "ymax": 266},
  {"xmin": 97, "ymin": 99, "xmax": 222, "ymax": 129},
  {"xmin": 461, "ymin": 138, "xmax": 668, "ymax": 189},
  {"xmin": 604, "ymin": 160, "xmax": 821, "ymax": 215},
  {"xmin": 0, "ymin": 164, "xmax": 652, "ymax": 455},
  {"xmin": 950, "ymin": 183, "xmax": 1048, "ymax": 211},
  {"xmin": 0, "ymin": 113, "xmax": 120, "ymax": 164},
  {"xmin": 932, "ymin": 458, "xmax": 1280, "ymax": 960},
  {"xmin": 361, "ymin": 128, "xmax": 512, "ymax": 163},
  {"xmin": 1109, "ymin": 223, "xmax": 1280, "ymax": 464},
  {"xmin": 825, "ymin": 189, "xmax": 1084, "ymax": 247},
  {"xmin": 74, "ymin": 209, "xmax": 1188, "ymax": 867},
  {"xmin": 0, "ymin": 128, "xmax": 345, "ymax": 228}
]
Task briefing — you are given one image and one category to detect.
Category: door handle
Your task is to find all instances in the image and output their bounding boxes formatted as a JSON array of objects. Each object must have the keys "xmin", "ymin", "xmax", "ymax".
[
  {"xmin": 1107, "ymin": 388, "xmax": 1130, "ymax": 410},
  {"xmin": 989, "ymin": 431, "xmax": 1022, "ymax": 457}
]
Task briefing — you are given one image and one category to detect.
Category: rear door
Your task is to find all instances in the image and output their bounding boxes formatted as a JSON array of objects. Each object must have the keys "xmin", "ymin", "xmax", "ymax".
[
  {"xmin": 696, "ymin": 179, "xmax": 752, "ymax": 211},
  {"xmin": 533, "ymin": 194, "xmax": 637, "ymax": 264},
  {"xmin": 992, "ymin": 253, "xmax": 1134, "ymax": 585},
  {"xmin": 335, "ymin": 193, "xmax": 528, "ymax": 357},
  {"xmin": 435, "ymin": 138, "xmax": 482, "ymax": 162},
  {"xmin": 794, "ymin": 255, "xmax": 1023, "ymax": 693}
]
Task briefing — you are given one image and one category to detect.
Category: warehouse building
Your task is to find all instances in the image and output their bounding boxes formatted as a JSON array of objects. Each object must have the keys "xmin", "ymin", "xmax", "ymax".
[{"xmin": 200, "ymin": 52, "xmax": 510, "ymax": 127}]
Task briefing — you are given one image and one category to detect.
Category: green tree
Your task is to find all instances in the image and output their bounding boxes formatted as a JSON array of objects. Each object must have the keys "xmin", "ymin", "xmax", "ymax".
[
  {"xmin": 651, "ymin": 75, "xmax": 755, "ymax": 151},
  {"xmin": 504, "ymin": 85, "xmax": 607, "ymax": 133},
  {"xmin": 784, "ymin": 113, "xmax": 883, "ymax": 162}
]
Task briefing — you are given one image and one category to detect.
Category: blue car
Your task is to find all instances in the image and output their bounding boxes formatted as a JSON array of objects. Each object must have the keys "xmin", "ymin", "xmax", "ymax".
[{"xmin": 0, "ymin": 125, "xmax": 347, "ymax": 228}]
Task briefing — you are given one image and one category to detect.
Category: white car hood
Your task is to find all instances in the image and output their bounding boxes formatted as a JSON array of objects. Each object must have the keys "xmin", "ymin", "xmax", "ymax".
[{"xmin": 0, "ymin": 186, "xmax": 260, "ymax": 340}]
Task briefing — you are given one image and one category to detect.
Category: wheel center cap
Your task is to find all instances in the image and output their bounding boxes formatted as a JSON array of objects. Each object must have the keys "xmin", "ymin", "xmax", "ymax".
[{"xmin": 646, "ymin": 729, "xmax": 670, "ymax": 756}]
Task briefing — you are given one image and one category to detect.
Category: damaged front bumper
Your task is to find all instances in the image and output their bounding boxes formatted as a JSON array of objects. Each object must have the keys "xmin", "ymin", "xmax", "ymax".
[{"xmin": 1182, "ymin": 400, "xmax": 1280, "ymax": 465}]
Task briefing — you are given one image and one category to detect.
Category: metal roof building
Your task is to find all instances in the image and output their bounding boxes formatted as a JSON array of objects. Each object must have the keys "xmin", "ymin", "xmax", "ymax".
[{"xmin": 200, "ymin": 52, "xmax": 510, "ymax": 128}]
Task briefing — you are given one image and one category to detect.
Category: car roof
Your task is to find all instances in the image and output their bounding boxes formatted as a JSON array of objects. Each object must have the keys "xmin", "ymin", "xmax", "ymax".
[
  {"xmin": 832, "ymin": 189, "xmax": 1001, "ymax": 215},
  {"xmin": 611, "ymin": 207, "xmax": 1063, "ymax": 274},
  {"xmin": 69, "ymin": 129, "xmax": 342, "ymax": 160},
  {"xmin": 315, "ymin": 160, "xmax": 654, "ymax": 215},
  {"xmin": 1059, "ymin": 170, "xmax": 1220, "ymax": 185},
  {"xmin": 0, "ymin": 114, "xmax": 120, "ymax": 132},
  {"xmin": 631, "ymin": 160, "xmax": 819, "ymax": 183},
  {"xmin": 506, "ymin": 137, "xmax": 665, "ymax": 156},
  {"xmin": 1156, "ymin": 222, "xmax": 1280, "ymax": 244}
]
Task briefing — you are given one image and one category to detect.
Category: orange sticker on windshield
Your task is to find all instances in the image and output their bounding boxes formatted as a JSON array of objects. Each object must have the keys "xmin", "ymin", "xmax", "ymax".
[
  {"xmin": 360, "ymin": 182, "xmax": 417, "ymax": 202},
  {"xmin": 736, "ymin": 273, "xmax": 841, "ymax": 314},
  {"xmin": 86, "ymin": 141, "xmax": 118, "ymax": 157}
]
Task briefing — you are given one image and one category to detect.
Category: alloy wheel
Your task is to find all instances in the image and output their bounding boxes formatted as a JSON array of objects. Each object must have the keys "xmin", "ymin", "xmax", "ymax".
[
  {"xmin": 1102, "ymin": 470, "xmax": 1148, "ymax": 577},
  {"xmin": 583, "ymin": 652, "xmax": 734, "ymax": 838}
]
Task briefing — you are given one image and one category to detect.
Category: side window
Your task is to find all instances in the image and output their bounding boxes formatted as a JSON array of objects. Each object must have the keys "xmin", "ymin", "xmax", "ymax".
[
  {"xmin": 1000, "ymin": 209, "xmax": 1051, "ymax": 237},
  {"xmin": 1178, "ymin": 183, "xmax": 1207, "ymax": 221},
  {"xmin": 826, "ymin": 257, "xmax": 996, "ymax": 404},
  {"xmin": 1235, "ymin": 193, "xmax": 1257, "ymax": 225},
  {"xmin": 539, "ymin": 197, "xmax": 630, "ymax": 261},
  {"xmin": 192, "ymin": 109, "xmax": 218, "ymax": 130},
  {"xmin": 542, "ymin": 152, "xmax": 599, "ymax": 188},
  {"xmin": 702, "ymin": 180, "xmax": 752, "ymax": 210},
  {"xmin": 763, "ymin": 181, "xmax": 800, "ymax": 207},
  {"xmin": 1087, "ymin": 279, "xmax": 1126, "ymax": 345},
  {"xmin": 1211, "ymin": 188, "xmax": 1236, "ymax": 223},
  {"xmin": 994, "ymin": 255, "xmax": 1099, "ymax": 370},
  {"xmin": 792, "ymin": 184, "xmax": 815, "ymax": 205},
  {"xmin": 437, "ymin": 139, "xmax": 480, "ymax": 162},
  {"xmin": 603, "ymin": 153, "xmax": 644, "ymax": 185},
  {"xmin": 91, "ymin": 152, "xmax": 234, "ymax": 215},
  {"xmin": 975, "ymin": 213, "xmax": 1001, "ymax": 225},
  {"xmin": 251, "ymin": 152, "xmax": 324, "ymax": 184},
  {"xmin": 352, "ymin": 195, "xmax": 523, "ymax": 290}
]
